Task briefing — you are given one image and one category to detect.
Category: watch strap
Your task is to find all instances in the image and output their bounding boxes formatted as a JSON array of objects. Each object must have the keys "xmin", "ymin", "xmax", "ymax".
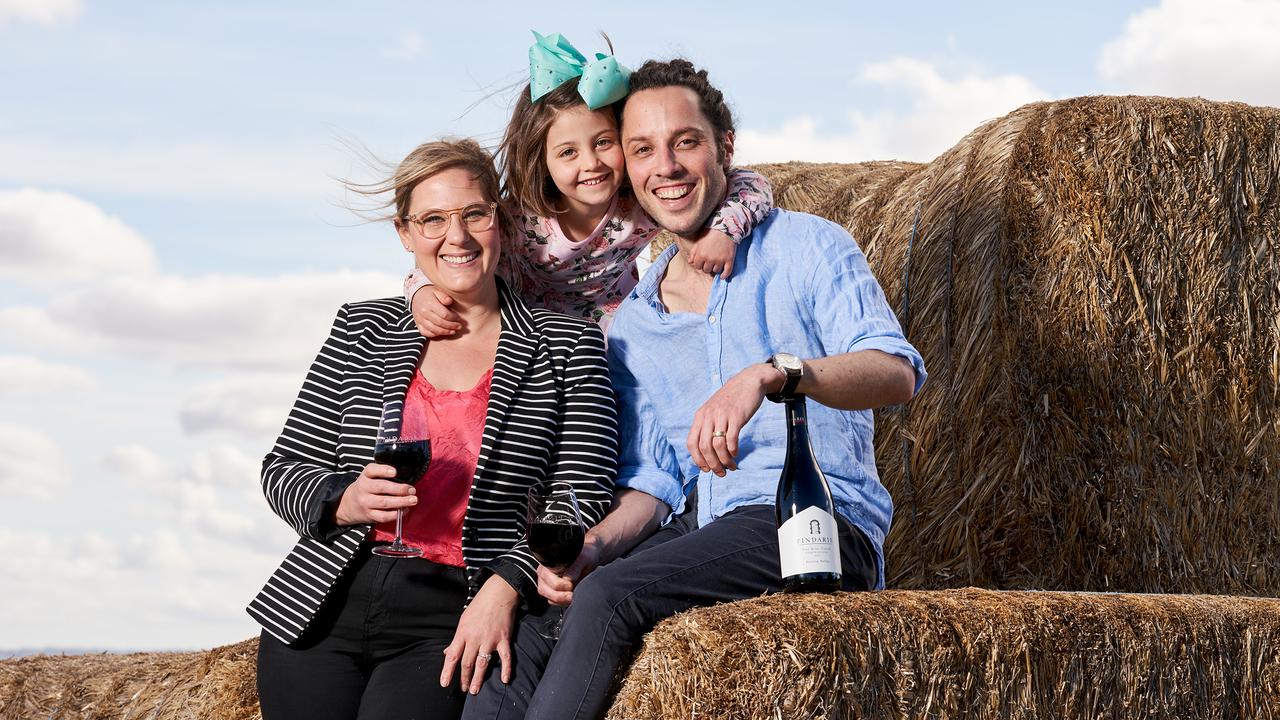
[{"xmin": 765, "ymin": 356, "xmax": 802, "ymax": 403}]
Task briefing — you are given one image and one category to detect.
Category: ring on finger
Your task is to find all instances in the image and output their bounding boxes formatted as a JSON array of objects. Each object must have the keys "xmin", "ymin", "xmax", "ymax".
[
  {"xmin": 477, "ymin": 652, "xmax": 492, "ymax": 662},
  {"xmin": 712, "ymin": 430, "xmax": 726, "ymax": 439}
]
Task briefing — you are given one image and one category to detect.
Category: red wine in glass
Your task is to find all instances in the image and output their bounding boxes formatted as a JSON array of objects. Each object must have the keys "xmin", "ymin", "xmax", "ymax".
[
  {"xmin": 374, "ymin": 440, "xmax": 432, "ymax": 487},
  {"xmin": 528, "ymin": 521, "xmax": 584, "ymax": 568},
  {"xmin": 371, "ymin": 402, "xmax": 430, "ymax": 559},
  {"xmin": 527, "ymin": 483, "xmax": 586, "ymax": 638}
]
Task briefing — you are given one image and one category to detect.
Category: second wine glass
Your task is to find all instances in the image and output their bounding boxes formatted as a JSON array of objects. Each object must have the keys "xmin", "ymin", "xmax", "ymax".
[{"xmin": 526, "ymin": 482, "xmax": 586, "ymax": 637}]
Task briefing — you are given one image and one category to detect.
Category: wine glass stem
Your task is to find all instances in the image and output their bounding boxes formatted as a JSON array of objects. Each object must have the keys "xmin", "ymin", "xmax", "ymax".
[{"xmin": 393, "ymin": 509, "xmax": 405, "ymax": 546}]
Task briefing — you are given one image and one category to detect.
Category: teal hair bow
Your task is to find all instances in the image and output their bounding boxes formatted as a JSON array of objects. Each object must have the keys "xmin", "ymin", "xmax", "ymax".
[{"xmin": 528, "ymin": 31, "xmax": 631, "ymax": 110}]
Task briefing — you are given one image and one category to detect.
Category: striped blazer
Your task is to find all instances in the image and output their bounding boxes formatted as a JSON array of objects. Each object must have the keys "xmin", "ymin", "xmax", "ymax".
[{"xmin": 247, "ymin": 281, "xmax": 618, "ymax": 644}]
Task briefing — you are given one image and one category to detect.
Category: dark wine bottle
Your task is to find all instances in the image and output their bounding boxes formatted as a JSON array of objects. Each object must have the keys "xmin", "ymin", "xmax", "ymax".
[{"xmin": 775, "ymin": 395, "xmax": 841, "ymax": 592}]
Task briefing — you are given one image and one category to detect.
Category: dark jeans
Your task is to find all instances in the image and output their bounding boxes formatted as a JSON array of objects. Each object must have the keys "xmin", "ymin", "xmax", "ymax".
[
  {"xmin": 257, "ymin": 544, "xmax": 469, "ymax": 720},
  {"xmin": 461, "ymin": 501, "xmax": 878, "ymax": 720}
]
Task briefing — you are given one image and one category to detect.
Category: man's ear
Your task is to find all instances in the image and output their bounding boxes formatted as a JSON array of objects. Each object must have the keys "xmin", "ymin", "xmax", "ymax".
[{"xmin": 720, "ymin": 130, "xmax": 736, "ymax": 170}]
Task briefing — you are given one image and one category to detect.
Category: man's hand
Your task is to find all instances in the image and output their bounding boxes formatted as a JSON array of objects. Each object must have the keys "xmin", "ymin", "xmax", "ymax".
[
  {"xmin": 410, "ymin": 287, "xmax": 463, "ymax": 338},
  {"xmin": 685, "ymin": 229, "xmax": 738, "ymax": 280},
  {"xmin": 334, "ymin": 463, "xmax": 417, "ymax": 526},
  {"xmin": 537, "ymin": 535, "xmax": 604, "ymax": 607},
  {"xmin": 687, "ymin": 363, "xmax": 783, "ymax": 477},
  {"xmin": 440, "ymin": 575, "xmax": 519, "ymax": 694}
]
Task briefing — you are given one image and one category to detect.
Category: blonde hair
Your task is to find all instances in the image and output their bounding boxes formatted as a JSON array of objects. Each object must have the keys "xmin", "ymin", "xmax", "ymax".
[{"xmin": 349, "ymin": 138, "xmax": 510, "ymax": 237}]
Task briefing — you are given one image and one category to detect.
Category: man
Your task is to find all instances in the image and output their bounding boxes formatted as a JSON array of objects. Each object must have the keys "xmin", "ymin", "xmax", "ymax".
[{"xmin": 463, "ymin": 59, "xmax": 926, "ymax": 720}]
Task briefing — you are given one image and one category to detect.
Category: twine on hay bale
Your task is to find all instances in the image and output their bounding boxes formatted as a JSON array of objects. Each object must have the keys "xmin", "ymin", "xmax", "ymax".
[
  {"xmin": 0, "ymin": 638, "xmax": 259, "ymax": 720},
  {"xmin": 605, "ymin": 589, "xmax": 1280, "ymax": 720},
  {"xmin": 727, "ymin": 96, "xmax": 1280, "ymax": 595}
]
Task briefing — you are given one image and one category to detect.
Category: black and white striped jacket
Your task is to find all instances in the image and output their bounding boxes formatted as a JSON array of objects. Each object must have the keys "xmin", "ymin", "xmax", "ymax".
[{"xmin": 247, "ymin": 282, "xmax": 618, "ymax": 644}]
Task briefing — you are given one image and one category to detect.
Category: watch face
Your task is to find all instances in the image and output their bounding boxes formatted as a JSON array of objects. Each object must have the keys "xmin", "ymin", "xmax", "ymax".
[{"xmin": 773, "ymin": 352, "xmax": 802, "ymax": 373}]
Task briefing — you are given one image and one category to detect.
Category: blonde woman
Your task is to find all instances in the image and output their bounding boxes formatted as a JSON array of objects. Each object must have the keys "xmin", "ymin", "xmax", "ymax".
[{"xmin": 246, "ymin": 139, "xmax": 617, "ymax": 719}]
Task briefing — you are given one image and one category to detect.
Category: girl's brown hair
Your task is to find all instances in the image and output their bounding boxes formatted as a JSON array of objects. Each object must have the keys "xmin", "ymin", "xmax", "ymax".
[{"xmin": 498, "ymin": 78, "xmax": 618, "ymax": 218}]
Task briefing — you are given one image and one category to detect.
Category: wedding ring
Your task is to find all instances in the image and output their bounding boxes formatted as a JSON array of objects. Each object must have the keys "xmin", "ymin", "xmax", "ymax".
[
  {"xmin": 478, "ymin": 652, "xmax": 492, "ymax": 662},
  {"xmin": 712, "ymin": 430, "xmax": 726, "ymax": 438}
]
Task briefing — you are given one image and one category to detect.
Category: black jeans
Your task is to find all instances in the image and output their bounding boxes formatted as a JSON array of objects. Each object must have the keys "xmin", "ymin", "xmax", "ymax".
[
  {"xmin": 257, "ymin": 544, "xmax": 469, "ymax": 720},
  {"xmin": 461, "ymin": 501, "xmax": 878, "ymax": 720}
]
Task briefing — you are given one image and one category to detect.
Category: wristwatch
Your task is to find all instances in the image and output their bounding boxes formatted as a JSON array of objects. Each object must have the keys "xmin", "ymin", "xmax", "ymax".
[{"xmin": 765, "ymin": 352, "xmax": 803, "ymax": 402}]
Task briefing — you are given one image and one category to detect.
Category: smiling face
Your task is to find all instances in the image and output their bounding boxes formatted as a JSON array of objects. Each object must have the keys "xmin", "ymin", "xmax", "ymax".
[
  {"xmin": 543, "ymin": 105, "xmax": 626, "ymax": 218},
  {"xmin": 396, "ymin": 167, "xmax": 501, "ymax": 303},
  {"xmin": 621, "ymin": 86, "xmax": 734, "ymax": 238}
]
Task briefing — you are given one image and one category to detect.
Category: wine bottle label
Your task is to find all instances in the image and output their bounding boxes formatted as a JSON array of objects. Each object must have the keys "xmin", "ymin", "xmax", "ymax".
[{"xmin": 778, "ymin": 505, "xmax": 841, "ymax": 578}]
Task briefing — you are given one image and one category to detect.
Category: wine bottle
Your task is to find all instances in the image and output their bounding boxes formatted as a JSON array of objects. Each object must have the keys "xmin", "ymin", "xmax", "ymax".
[{"xmin": 775, "ymin": 395, "xmax": 841, "ymax": 592}]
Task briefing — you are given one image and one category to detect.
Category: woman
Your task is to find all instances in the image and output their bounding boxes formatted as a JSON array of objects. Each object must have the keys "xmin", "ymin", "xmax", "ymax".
[{"xmin": 246, "ymin": 139, "xmax": 618, "ymax": 719}]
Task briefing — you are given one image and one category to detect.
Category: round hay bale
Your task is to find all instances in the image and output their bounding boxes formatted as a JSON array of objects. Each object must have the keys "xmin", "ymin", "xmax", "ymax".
[
  {"xmin": 606, "ymin": 589, "xmax": 1280, "ymax": 720},
  {"xmin": 0, "ymin": 638, "xmax": 260, "ymax": 720},
  {"xmin": 747, "ymin": 97, "xmax": 1280, "ymax": 595}
]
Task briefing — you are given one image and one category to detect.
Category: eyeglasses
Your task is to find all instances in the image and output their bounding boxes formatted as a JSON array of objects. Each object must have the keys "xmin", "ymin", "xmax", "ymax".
[{"xmin": 399, "ymin": 202, "xmax": 498, "ymax": 240}]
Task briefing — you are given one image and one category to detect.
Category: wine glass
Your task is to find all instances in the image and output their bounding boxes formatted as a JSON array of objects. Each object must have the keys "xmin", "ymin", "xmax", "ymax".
[
  {"xmin": 371, "ymin": 401, "xmax": 431, "ymax": 558},
  {"xmin": 526, "ymin": 483, "xmax": 586, "ymax": 637}
]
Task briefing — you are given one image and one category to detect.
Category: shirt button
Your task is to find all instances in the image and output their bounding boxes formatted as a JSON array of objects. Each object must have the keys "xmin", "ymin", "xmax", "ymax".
[{"xmin": 708, "ymin": 315, "xmax": 717, "ymax": 324}]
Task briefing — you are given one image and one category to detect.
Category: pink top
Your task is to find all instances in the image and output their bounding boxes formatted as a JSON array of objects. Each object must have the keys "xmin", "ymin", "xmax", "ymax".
[{"xmin": 372, "ymin": 366, "xmax": 493, "ymax": 567}]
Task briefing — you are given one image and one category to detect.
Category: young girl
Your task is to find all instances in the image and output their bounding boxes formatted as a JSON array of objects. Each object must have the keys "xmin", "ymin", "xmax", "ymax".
[{"xmin": 405, "ymin": 32, "xmax": 773, "ymax": 334}]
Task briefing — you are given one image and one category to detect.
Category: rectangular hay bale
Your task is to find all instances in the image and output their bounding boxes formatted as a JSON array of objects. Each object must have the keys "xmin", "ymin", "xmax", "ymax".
[{"xmin": 607, "ymin": 588, "xmax": 1280, "ymax": 719}]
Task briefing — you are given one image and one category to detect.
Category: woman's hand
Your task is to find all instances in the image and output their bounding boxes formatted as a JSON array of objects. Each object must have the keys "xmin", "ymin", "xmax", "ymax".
[
  {"xmin": 440, "ymin": 575, "xmax": 519, "ymax": 694},
  {"xmin": 685, "ymin": 229, "xmax": 738, "ymax": 280},
  {"xmin": 411, "ymin": 287, "xmax": 463, "ymax": 338},
  {"xmin": 333, "ymin": 463, "xmax": 417, "ymax": 526}
]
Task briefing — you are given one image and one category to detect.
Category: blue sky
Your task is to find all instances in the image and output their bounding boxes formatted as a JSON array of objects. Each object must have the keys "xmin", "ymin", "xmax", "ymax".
[{"xmin": 2, "ymin": 0, "xmax": 1278, "ymax": 651}]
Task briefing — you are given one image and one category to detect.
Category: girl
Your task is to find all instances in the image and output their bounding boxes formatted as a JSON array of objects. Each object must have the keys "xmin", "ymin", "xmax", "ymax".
[{"xmin": 405, "ymin": 32, "xmax": 773, "ymax": 334}]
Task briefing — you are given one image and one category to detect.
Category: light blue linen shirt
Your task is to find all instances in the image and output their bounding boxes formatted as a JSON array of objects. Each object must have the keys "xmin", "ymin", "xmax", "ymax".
[{"xmin": 606, "ymin": 209, "xmax": 926, "ymax": 588}]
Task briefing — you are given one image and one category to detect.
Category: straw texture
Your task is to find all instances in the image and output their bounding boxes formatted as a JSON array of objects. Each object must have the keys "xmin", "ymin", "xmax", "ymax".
[
  {"xmin": 606, "ymin": 588, "xmax": 1280, "ymax": 720},
  {"xmin": 0, "ymin": 639, "xmax": 258, "ymax": 720},
  {"xmin": 745, "ymin": 97, "xmax": 1280, "ymax": 595}
]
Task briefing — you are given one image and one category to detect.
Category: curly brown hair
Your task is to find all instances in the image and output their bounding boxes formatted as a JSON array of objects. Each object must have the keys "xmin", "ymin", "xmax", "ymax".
[{"xmin": 622, "ymin": 58, "xmax": 736, "ymax": 162}]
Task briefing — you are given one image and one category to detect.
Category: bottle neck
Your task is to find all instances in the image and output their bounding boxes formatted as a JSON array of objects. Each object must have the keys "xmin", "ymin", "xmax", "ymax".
[{"xmin": 783, "ymin": 395, "xmax": 810, "ymax": 449}]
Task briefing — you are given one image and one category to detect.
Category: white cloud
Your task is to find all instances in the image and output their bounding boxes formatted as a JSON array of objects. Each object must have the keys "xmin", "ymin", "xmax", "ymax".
[
  {"xmin": 0, "ymin": 424, "xmax": 71, "ymax": 500},
  {"xmin": 103, "ymin": 442, "xmax": 260, "ymax": 490},
  {"xmin": 0, "ymin": 270, "xmax": 401, "ymax": 372},
  {"xmin": 0, "ymin": 0, "xmax": 80, "ymax": 26},
  {"xmin": 382, "ymin": 31, "xmax": 427, "ymax": 61},
  {"xmin": 179, "ymin": 374, "xmax": 298, "ymax": 439},
  {"xmin": 101, "ymin": 443, "xmax": 168, "ymax": 485},
  {"xmin": 0, "ymin": 189, "xmax": 157, "ymax": 287},
  {"xmin": 0, "ymin": 138, "xmax": 332, "ymax": 200},
  {"xmin": 185, "ymin": 444, "xmax": 264, "ymax": 488},
  {"xmin": 1099, "ymin": 0, "xmax": 1280, "ymax": 107},
  {"xmin": 0, "ymin": 526, "xmax": 288, "ymax": 650},
  {"xmin": 102, "ymin": 443, "xmax": 266, "ymax": 540},
  {"xmin": 0, "ymin": 355, "xmax": 95, "ymax": 395},
  {"xmin": 736, "ymin": 57, "xmax": 1049, "ymax": 163}
]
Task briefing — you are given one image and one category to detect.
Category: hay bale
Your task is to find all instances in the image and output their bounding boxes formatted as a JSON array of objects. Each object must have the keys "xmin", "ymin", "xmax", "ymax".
[
  {"xmin": 736, "ymin": 97, "xmax": 1280, "ymax": 595},
  {"xmin": 606, "ymin": 589, "xmax": 1280, "ymax": 720},
  {"xmin": 6, "ymin": 590, "xmax": 1276, "ymax": 720},
  {"xmin": 0, "ymin": 639, "xmax": 259, "ymax": 720}
]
